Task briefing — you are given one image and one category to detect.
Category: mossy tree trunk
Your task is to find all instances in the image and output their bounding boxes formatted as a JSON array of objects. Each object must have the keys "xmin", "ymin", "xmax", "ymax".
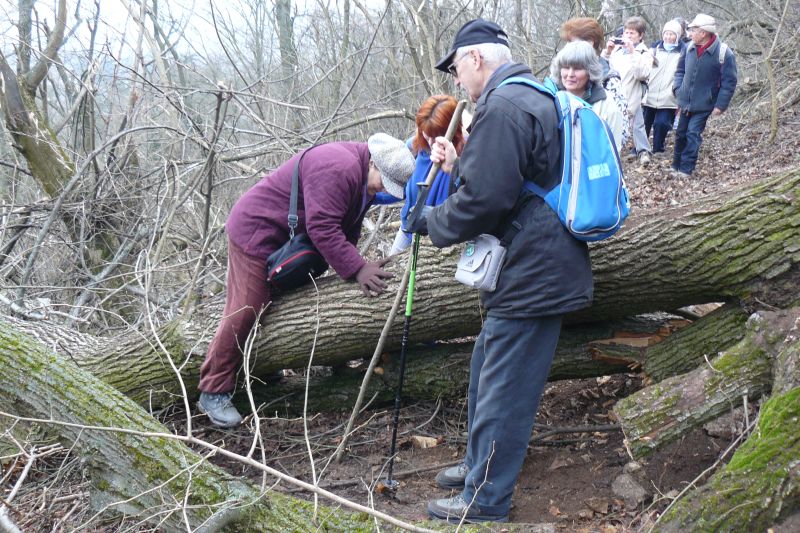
[
  {"xmin": 615, "ymin": 308, "xmax": 800, "ymax": 531},
  {"xmin": 0, "ymin": 321, "xmax": 395, "ymax": 532}
]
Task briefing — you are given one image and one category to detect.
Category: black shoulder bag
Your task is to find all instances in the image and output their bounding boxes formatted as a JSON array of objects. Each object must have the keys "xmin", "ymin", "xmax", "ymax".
[{"xmin": 265, "ymin": 149, "xmax": 329, "ymax": 291}]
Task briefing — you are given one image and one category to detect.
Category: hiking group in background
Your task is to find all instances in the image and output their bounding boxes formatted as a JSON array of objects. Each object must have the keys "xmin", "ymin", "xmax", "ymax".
[{"xmin": 196, "ymin": 10, "xmax": 737, "ymax": 525}]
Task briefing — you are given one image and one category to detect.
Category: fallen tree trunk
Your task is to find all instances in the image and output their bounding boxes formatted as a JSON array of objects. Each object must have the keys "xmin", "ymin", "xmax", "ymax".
[
  {"xmin": 256, "ymin": 312, "xmax": 743, "ymax": 414},
  {"xmin": 642, "ymin": 309, "xmax": 800, "ymax": 532},
  {"xmin": 9, "ymin": 310, "xmax": 735, "ymax": 414},
  {"xmin": 11, "ymin": 169, "xmax": 800, "ymax": 410}
]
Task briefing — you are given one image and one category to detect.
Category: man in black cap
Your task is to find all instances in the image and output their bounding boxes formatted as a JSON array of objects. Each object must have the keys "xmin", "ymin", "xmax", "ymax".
[{"xmin": 409, "ymin": 19, "xmax": 593, "ymax": 523}]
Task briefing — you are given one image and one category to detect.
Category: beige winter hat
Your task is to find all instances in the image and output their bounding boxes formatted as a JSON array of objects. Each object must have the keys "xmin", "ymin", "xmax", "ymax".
[
  {"xmin": 367, "ymin": 133, "xmax": 415, "ymax": 199},
  {"xmin": 688, "ymin": 14, "xmax": 717, "ymax": 34}
]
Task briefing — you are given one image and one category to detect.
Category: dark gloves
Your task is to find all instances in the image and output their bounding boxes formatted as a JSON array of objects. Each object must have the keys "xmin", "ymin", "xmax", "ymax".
[
  {"xmin": 407, "ymin": 205, "xmax": 432, "ymax": 236},
  {"xmin": 355, "ymin": 258, "xmax": 394, "ymax": 297}
]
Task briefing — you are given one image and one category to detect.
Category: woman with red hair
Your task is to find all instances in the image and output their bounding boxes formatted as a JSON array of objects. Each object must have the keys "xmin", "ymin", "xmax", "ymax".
[{"xmin": 390, "ymin": 94, "xmax": 467, "ymax": 254}]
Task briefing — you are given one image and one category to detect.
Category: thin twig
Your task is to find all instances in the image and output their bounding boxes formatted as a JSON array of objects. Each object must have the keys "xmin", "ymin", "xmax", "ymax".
[
  {"xmin": 0, "ymin": 411, "xmax": 437, "ymax": 533},
  {"xmin": 304, "ymin": 275, "xmax": 322, "ymax": 520},
  {"xmin": 332, "ymin": 251, "xmax": 412, "ymax": 463}
]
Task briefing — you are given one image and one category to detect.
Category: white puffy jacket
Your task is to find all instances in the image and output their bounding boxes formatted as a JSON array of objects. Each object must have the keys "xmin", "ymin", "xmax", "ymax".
[
  {"xmin": 603, "ymin": 42, "xmax": 653, "ymax": 111},
  {"xmin": 644, "ymin": 43, "xmax": 683, "ymax": 109}
]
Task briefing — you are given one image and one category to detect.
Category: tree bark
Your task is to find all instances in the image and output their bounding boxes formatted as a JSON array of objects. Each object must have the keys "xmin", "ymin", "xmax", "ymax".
[
  {"xmin": 5, "ymin": 311, "xmax": 711, "ymax": 411},
  {"xmin": 644, "ymin": 309, "xmax": 800, "ymax": 532},
  {"xmin": 614, "ymin": 318, "xmax": 775, "ymax": 459},
  {"xmin": 253, "ymin": 313, "xmax": 717, "ymax": 414}
]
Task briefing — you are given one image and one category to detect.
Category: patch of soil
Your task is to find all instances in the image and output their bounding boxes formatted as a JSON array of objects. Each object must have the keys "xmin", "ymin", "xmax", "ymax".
[{"xmin": 188, "ymin": 374, "xmax": 733, "ymax": 531}]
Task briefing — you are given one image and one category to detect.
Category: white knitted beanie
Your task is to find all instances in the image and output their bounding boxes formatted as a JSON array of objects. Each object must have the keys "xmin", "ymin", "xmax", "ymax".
[{"xmin": 663, "ymin": 20, "xmax": 683, "ymax": 39}]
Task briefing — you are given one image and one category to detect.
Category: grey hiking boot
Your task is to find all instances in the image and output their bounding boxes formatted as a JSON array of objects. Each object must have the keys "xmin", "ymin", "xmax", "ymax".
[
  {"xmin": 435, "ymin": 463, "xmax": 469, "ymax": 489},
  {"xmin": 427, "ymin": 494, "xmax": 508, "ymax": 523},
  {"xmin": 198, "ymin": 392, "xmax": 242, "ymax": 428}
]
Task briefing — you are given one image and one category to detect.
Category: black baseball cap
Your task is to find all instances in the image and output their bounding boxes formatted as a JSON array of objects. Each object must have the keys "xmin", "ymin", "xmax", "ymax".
[{"xmin": 435, "ymin": 19, "xmax": 510, "ymax": 73}]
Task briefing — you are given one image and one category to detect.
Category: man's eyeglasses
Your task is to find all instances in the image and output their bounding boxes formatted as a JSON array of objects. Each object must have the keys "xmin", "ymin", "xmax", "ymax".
[{"xmin": 447, "ymin": 51, "xmax": 470, "ymax": 77}]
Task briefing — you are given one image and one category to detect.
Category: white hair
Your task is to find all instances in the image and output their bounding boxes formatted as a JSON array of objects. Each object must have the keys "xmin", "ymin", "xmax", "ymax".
[{"xmin": 457, "ymin": 42, "xmax": 512, "ymax": 70}]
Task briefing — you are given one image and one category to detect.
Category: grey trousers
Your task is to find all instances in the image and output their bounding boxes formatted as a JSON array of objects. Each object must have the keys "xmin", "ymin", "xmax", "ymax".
[
  {"xmin": 462, "ymin": 314, "xmax": 563, "ymax": 516},
  {"xmin": 631, "ymin": 104, "xmax": 652, "ymax": 154}
]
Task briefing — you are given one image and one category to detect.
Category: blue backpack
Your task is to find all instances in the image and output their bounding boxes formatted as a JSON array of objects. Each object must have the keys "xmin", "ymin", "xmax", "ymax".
[{"xmin": 498, "ymin": 77, "xmax": 630, "ymax": 241}]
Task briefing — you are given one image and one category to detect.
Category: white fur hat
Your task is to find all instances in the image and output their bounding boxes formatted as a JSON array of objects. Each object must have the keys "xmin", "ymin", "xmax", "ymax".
[
  {"xmin": 688, "ymin": 14, "xmax": 717, "ymax": 34},
  {"xmin": 663, "ymin": 20, "xmax": 683, "ymax": 39},
  {"xmin": 367, "ymin": 133, "xmax": 415, "ymax": 199}
]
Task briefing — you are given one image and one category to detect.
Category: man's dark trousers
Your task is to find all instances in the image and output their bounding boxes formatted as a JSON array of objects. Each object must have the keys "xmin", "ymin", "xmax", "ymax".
[
  {"xmin": 673, "ymin": 110, "xmax": 711, "ymax": 174},
  {"xmin": 461, "ymin": 314, "xmax": 562, "ymax": 517}
]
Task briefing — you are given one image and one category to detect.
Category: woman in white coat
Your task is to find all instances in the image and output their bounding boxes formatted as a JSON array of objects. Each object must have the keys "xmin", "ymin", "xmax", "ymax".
[{"xmin": 601, "ymin": 16, "xmax": 654, "ymax": 164}]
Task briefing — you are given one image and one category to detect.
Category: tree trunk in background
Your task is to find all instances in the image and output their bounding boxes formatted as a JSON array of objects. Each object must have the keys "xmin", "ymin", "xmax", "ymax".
[
  {"xmin": 0, "ymin": 0, "xmax": 120, "ymax": 263},
  {"xmin": 0, "ymin": 55, "xmax": 74, "ymax": 199}
]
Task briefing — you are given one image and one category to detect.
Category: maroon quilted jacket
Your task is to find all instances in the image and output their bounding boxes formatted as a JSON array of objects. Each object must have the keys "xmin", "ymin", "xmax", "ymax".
[{"xmin": 226, "ymin": 142, "xmax": 372, "ymax": 279}]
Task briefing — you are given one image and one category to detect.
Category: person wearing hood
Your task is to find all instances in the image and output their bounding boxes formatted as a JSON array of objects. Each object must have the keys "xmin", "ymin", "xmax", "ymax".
[
  {"xmin": 643, "ymin": 19, "xmax": 685, "ymax": 154},
  {"xmin": 409, "ymin": 18, "xmax": 593, "ymax": 524},
  {"xmin": 197, "ymin": 136, "xmax": 414, "ymax": 428},
  {"xmin": 389, "ymin": 94, "xmax": 467, "ymax": 255},
  {"xmin": 671, "ymin": 14, "xmax": 738, "ymax": 177},
  {"xmin": 550, "ymin": 40, "xmax": 625, "ymax": 148}
]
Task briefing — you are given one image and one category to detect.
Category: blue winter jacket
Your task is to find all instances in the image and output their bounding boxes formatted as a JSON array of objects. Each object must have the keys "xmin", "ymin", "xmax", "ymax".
[
  {"xmin": 400, "ymin": 150, "xmax": 453, "ymax": 232},
  {"xmin": 673, "ymin": 36, "xmax": 737, "ymax": 113}
]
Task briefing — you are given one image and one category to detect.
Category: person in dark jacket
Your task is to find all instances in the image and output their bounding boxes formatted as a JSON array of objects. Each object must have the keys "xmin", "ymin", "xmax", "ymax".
[
  {"xmin": 671, "ymin": 14, "xmax": 737, "ymax": 177},
  {"xmin": 197, "ymin": 137, "xmax": 414, "ymax": 428},
  {"xmin": 409, "ymin": 19, "xmax": 593, "ymax": 523}
]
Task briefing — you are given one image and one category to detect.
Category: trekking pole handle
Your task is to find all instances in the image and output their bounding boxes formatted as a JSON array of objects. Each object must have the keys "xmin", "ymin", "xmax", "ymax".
[{"xmin": 422, "ymin": 99, "xmax": 467, "ymax": 187}]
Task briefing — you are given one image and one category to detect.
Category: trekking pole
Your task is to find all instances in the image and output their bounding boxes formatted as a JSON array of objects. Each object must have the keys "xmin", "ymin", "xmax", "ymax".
[{"xmin": 384, "ymin": 99, "xmax": 467, "ymax": 492}]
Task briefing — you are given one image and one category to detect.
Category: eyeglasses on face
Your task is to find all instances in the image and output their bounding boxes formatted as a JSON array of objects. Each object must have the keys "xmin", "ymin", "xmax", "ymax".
[{"xmin": 447, "ymin": 51, "xmax": 470, "ymax": 77}]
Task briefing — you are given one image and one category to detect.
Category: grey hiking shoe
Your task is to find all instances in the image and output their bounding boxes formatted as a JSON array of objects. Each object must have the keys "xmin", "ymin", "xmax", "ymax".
[
  {"xmin": 427, "ymin": 494, "xmax": 508, "ymax": 523},
  {"xmin": 198, "ymin": 392, "xmax": 242, "ymax": 428},
  {"xmin": 435, "ymin": 463, "xmax": 469, "ymax": 489}
]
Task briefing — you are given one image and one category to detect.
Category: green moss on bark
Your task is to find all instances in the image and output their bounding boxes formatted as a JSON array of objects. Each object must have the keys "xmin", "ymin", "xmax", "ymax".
[{"xmin": 657, "ymin": 387, "xmax": 800, "ymax": 532}]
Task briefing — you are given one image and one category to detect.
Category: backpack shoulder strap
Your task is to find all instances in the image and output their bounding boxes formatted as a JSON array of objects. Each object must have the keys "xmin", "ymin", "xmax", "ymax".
[
  {"xmin": 718, "ymin": 41, "xmax": 729, "ymax": 64},
  {"xmin": 497, "ymin": 76, "xmax": 555, "ymax": 97}
]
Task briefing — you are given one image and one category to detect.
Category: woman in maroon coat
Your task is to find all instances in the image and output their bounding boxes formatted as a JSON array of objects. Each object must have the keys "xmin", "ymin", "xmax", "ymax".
[{"xmin": 198, "ymin": 135, "xmax": 414, "ymax": 427}]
